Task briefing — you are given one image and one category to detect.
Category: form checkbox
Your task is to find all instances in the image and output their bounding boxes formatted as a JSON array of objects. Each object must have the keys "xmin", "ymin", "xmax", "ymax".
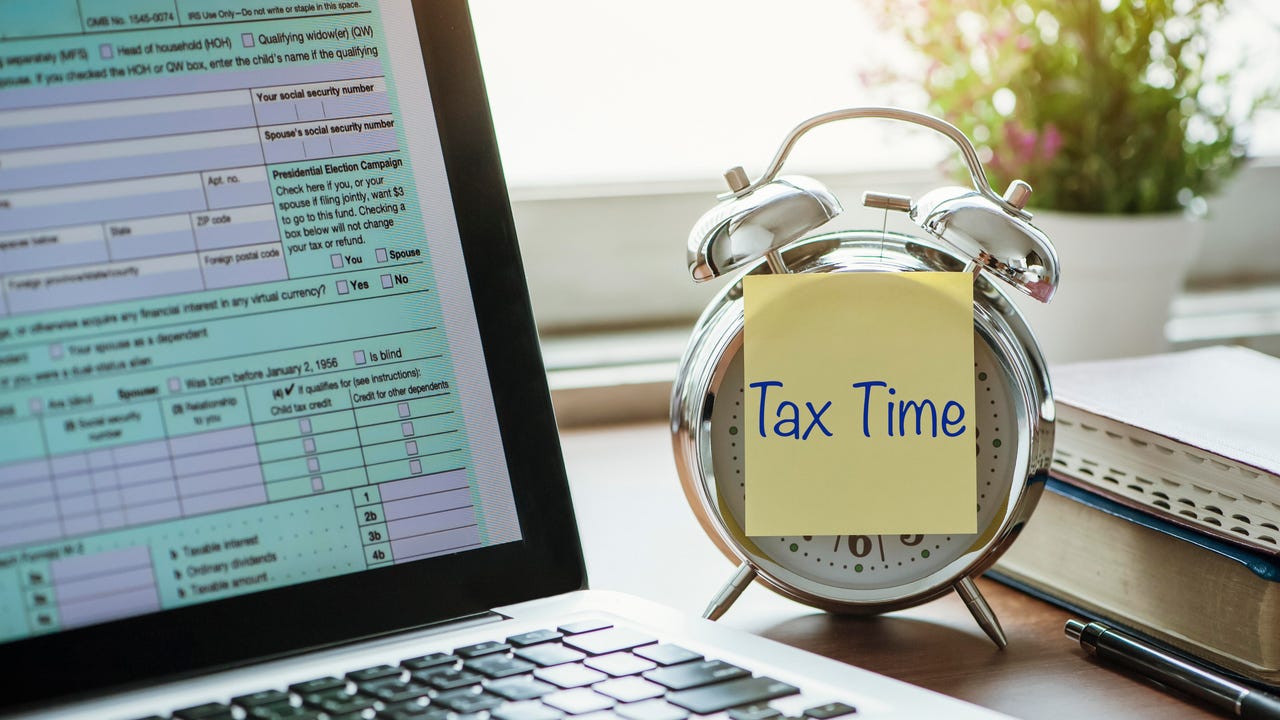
[
  {"xmin": 331, "ymin": 253, "xmax": 344, "ymax": 269},
  {"xmin": 311, "ymin": 476, "xmax": 324, "ymax": 492},
  {"xmin": 302, "ymin": 438, "xmax": 316, "ymax": 453},
  {"xmin": 168, "ymin": 377, "xmax": 181, "ymax": 392},
  {"xmin": 336, "ymin": 280, "xmax": 349, "ymax": 295},
  {"xmin": 409, "ymin": 459, "xmax": 422, "ymax": 475},
  {"xmin": 401, "ymin": 421, "xmax": 414, "ymax": 437},
  {"xmin": 242, "ymin": 33, "xmax": 255, "ymax": 47},
  {"xmin": 28, "ymin": 398, "xmax": 42, "ymax": 414},
  {"xmin": 405, "ymin": 440, "xmax": 418, "ymax": 455},
  {"xmin": 353, "ymin": 350, "xmax": 366, "ymax": 365},
  {"xmin": 380, "ymin": 274, "xmax": 393, "ymax": 289},
  {"xmin": 299, "ymin": 418, "xmax": 312, "ymax": 434},
  {"xmin": 49, "ymin": 343, "xmax": 63, "ymax": 360},
  {"xmin": 376, "ymin": 248, "xmax": 388, "ymax": 262},
  {"xmin": 307, "ymin": 457, "xmax": 320, "ymax": 472},
  {"xmin": 99, "ymin": 44, "xmax": 113, "ymax": 59},
  {"xmin": 397, "ymin": 402, "xmax": 410, "ymax": 418}
]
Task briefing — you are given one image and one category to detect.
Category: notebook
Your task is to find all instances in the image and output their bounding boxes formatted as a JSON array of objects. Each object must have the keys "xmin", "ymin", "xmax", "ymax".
[{"xmin": 0, "ymin": 2, "xmax": 1009, "ymax": 718}]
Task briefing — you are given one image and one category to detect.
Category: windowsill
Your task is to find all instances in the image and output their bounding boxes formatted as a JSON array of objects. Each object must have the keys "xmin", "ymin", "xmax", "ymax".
[
  {"xmin": 546, "ymin": 281, "xmax": 1280, "ymax": 428},
  {"xmin": 544, "ymin": 326, "xmax": 687, "ymax": 429},
  {"xmin": 513, "ymin": 161, "xmax": 1280, "ymax": 335}
]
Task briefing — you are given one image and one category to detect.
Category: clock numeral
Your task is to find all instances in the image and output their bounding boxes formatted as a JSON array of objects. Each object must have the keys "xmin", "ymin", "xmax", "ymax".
[
  {"xmin": 827, "ymin": 535, "xmax": 881, "ymax": 558},
  {"xmin": 820, "ymin": 535, "xmax": 924, "ymax": 561},
  {"xmin": 850, "ymin": 535, "xmax": 873, "ymax": 558}
]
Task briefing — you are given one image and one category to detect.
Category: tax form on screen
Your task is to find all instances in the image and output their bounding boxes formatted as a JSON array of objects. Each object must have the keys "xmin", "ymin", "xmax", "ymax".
[{"xmin": 0, "ymin": 0, "xmax": 521, "ymax": 644}]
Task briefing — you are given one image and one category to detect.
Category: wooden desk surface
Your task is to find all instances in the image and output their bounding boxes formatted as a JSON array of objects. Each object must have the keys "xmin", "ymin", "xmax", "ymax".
[{"xmin": 559, "ymin": 421, "xmax": 1221, "ymax": 720}]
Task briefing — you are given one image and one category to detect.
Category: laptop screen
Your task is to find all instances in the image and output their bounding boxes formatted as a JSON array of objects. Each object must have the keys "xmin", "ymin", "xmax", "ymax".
[{"xmin": 0, "ymin": 0, "xmax": 565, "ymax": 677}]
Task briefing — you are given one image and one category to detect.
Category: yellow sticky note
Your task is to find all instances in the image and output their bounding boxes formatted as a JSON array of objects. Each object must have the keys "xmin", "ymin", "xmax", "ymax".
[{"xmin": 743, "ymin": 272, "xmax": 976, "ymax": 536}]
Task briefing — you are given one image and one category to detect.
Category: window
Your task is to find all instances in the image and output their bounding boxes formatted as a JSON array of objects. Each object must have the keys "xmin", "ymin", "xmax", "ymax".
[{"xmin": 470, "ymin": 0, "xmax": 1280, "ymax": 354}]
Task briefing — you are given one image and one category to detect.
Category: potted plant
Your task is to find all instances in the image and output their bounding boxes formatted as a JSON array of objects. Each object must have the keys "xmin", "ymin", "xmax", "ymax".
[{"xmin": 873, "ymin": 0, "xmax": 1266, "ymax": 362}]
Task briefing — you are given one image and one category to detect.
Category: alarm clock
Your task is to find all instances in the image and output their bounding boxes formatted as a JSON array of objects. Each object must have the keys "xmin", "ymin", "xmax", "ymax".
[{"xmin": 670, "ymin": 107, "xmax": 1058, "ymax": 648}]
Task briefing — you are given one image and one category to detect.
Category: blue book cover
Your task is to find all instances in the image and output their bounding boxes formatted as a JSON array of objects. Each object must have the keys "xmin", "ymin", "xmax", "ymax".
[{"xmin": 1043, "ymin": 477, "xmax": 1280, "ymax": 581}]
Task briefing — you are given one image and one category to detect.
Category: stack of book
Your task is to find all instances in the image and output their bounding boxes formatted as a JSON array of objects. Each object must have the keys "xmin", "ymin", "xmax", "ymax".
[{"xmin": 989, "ymin": 345, "xmax": 1280, "ymax": 687}]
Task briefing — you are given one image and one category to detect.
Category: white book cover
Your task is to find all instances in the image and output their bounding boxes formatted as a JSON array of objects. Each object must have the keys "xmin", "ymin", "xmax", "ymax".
[{"xmin": 1052, "ymin": 345, "xmax": 1280, "ymax": 478}]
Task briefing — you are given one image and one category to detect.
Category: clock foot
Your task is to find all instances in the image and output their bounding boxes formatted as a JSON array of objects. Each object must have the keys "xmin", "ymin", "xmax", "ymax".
[
  {"xmin": 703, "ymin": 562, "xmax": 757, "ymax": 620},
  {"xmin": 954, "ymin": 575, "xmax": 1008, "ymax": 649}
]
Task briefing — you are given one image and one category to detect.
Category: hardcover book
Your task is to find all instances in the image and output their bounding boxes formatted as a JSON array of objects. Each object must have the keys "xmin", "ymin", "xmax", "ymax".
[
  {"xmin": 990, "ymin": 346, "xmax": 1280, "ymax": 686},
  {"xmin": 990, "ymin": 479, "xmax": 1280, "ymax": 686},
  {"xmin": 1048, "ymin": 345, "xmax": 1280, "ymax": 552}
]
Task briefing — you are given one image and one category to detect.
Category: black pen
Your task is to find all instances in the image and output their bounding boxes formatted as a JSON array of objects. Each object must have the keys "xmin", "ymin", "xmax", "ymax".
[{"xmin": 1065, "ymin": 619, "xmax": 1280, "ymax": 719}]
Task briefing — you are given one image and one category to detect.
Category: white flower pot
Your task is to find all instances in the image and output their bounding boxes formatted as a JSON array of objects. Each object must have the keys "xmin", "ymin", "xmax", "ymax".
[{"xmin": 1010, "ymin": 211, "xmax": 1202, "ymax": 366}]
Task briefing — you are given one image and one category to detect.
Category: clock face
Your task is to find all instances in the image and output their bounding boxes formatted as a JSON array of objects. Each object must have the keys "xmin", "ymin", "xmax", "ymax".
[{"xmin": 709, "ymin": 332, "xmax": 1021, "ymax": 593}]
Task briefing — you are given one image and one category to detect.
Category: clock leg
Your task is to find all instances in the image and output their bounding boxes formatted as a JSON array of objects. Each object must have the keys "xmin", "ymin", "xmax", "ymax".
[
  {"xmin": 954, "ymin": 575, "xmax": 1008, "ymax": 649},
  {"xmin": 703, "ymin": 562, "xmax": 757, "ymax": 620}
]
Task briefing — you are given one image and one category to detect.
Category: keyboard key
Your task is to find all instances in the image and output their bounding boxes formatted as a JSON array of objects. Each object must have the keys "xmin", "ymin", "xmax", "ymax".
[
  {"xmin": 514, "ymin": 644, "xmax": 586, "ymax": 667},
  {"xmin": 491, "ymin": 700, "xmax": 565, "ymax": 720},
  {"xmin": 346, "ymin": 664, "xmax": 402, "ymax": 682},
  {"xmin": 804, "ymin": 702, "xmax": 857, "ymax": 718},
  {"xmin": 633, "ymin": 644, "xmax": 703, "ymax": 666},
  {"xmin": 382, "ymin": 708, "xmax": 448, "ymax": 720},
  {"xmin": 487, "ymin": 675, "xmax": 558, "ymax": 701},
  {"xmin": 232, "ymin": 689, "xmax": 290, "ymax": 708},
  {"xmin": 562, "ymin": 627, "xmax": 656, "ymax": 655},
  {"xmin": 301, "ymin": 687, "xmax": 376, "ymax": 715},
  {"xmin": 729, "ymin": 704, "xmax": 784, "ymax": 720},
  {"xmin": 614, "ymin": 699, "xmax": 690, "ymax": 720},
  {"xmin": 289, "ymin": 677, "xmax": 345, "ymax": 694},
  {"xmin": 556, "ymin": 619, "xmax": 611, "ymax": 635},
  {"xmin": 543, "ymin": 688, "xmax": 615, "ymax": 714},
  {"xmin": 508, "ymin": 629, "xmax": 564, "ymax": 647},
  {"xmin": 402, "ymin": 652, "xmax": 458, "ymax": 671},
  {"xmin": 412, "ymin": 667, "xmax": 483, "ymax": 690},
  {"xmin": 434, "ymin": 689, "xmax": 503, "ymax": 713},
  {"xmin": 381, "ymin": 698, "xmax": 428, "ymax": 711},
  {"xmin": 328, "ymin": 712, "xmax": 376, "ymax": 720},
  {"xmin": 668, "ymin": 677, "xmax": 800, "ymax": 715},
  {"xmin": 584, "ymin": 652, "xmax": 656, "ymax": 677},
  {"xmin": 533, "ymin": 663, "xmax": 608, "ymax": 689},
  {"xmin": 643, "ymin": 660, "xmax": 750, "ymax": 690},
  {"xmin": 174, "ymin": 704, "xmax": 234, "ymax": 720},
  {"xmin": 244, "ymin": 702, "xmax": 321, "ymax": 720},
  {"xmin": 359, "ymin": 678, "xmax": 432, "ymax": 703},
  {"xmin": 380, "ymin": 701, "xmax": 449, "ymax": 720},
  {"xmin": 593, "ymin": 676, "xmax": 665, "ymax": 703},
  {"xmin": 465, "ymin": 654, "xmax": 537, "ymax": 678},
  {"xmin": 455, "ymin": 640, "xmax": 511, "ymax": 658}
]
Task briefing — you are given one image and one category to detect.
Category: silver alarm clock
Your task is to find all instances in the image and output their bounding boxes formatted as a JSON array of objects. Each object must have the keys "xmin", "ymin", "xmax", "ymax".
[{"xmin": 670, "ymin": 108, "xmax": 1058, "ymax": 648}]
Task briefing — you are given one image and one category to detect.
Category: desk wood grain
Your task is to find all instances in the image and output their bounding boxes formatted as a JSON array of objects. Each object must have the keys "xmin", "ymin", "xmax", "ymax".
[{"xmin": 559, "ymin": 420, "xmax": 1221, "ymax": 720}]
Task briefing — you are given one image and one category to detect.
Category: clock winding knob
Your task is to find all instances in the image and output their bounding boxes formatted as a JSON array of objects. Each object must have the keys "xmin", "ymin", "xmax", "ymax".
[
  {"xmin": 724, "ymin": 166, "xmax": 750, "ymax": 194},
  {"xmin": 1003, "ymin": 180, "xmax": 1032, "ymax": 210}
]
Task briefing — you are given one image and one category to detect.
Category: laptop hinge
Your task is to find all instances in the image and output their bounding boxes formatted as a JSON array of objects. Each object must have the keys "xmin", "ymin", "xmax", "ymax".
[{"xmin": 369, "ymin": 610, "xmax": 505, "ymax": 645}]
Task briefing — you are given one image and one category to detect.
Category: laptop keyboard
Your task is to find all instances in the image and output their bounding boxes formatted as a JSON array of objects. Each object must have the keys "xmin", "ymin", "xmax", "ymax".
[{"xmin": 135, "ymin": 621, "xmax": 857, "ymax": 720}]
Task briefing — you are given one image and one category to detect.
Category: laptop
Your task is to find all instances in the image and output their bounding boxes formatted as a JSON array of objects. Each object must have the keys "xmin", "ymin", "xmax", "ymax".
[{"xmin": 0, "ymin": 2, "xmax": 1010, "ymax": 718}]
